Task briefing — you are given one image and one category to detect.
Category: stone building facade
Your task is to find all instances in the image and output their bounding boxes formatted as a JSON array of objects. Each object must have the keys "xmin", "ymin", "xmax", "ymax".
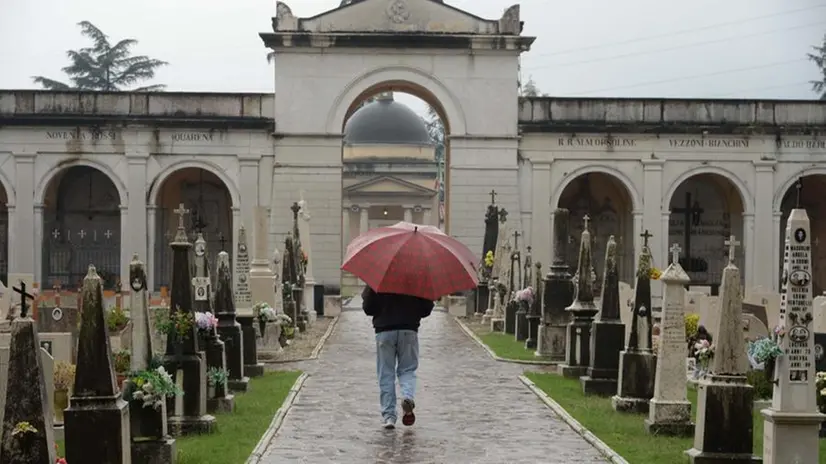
[{"xmin": 0, "ymin": 0, "xmax": 824, "ymax": 298}]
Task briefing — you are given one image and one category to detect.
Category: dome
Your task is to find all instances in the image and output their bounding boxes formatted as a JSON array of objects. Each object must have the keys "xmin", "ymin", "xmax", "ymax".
[{"xmin": 343, "ymin": 94, "xmax": 433, "ymax": 146}]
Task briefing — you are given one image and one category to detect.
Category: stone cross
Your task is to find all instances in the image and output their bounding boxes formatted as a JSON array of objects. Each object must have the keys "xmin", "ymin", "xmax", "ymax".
[
  {"xmin": 583, "ymin": 214, "xmax": 591, "ymax": 231},
  {"xmin": 218, "ymin": 232, "xmax": 228, "ymax": 251},
  {"xmin": 498, "ymin": 208, "xmax": 508, "ymax": 223},
  {"xmin": 795, "ymin": 177, "xmax": 803, "ymax": 207},
  {"xmin": 291, "ymin": 202, "xmax": 300, "ymax": 222},
  {"xmin": 174, "ymin": 203, "xmax": 190, "ymax": 230},
  {"xmin": 640, "ymin": 229, "xmax": 653, "ymax": 247},
  {"xmin": 724, "ymin": 235, "xmax": 740, "ymax": 264},
  {"xmin": 513, "ymin": 230, "xmax": 521, "ymax": 250},
  {"xmin": 670, "ymin": 243, "xmax": 682, "ymax": 264},
  {"xmin": 489, "ymin": 189, "xmax": 497, "ymax": 204},
  {"xmin": 12, "ymin": 282, "xmax": 34, "ymax": 319}
]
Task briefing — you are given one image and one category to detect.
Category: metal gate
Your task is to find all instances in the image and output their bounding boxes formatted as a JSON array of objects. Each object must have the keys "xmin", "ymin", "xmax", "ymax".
[{"xmin": 43, "ymin": 215, "xmax": 121, "ymax": 289}]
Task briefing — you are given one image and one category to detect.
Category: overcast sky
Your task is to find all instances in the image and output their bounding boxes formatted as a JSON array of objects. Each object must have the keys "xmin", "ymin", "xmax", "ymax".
[{"xmin": 1, "ymin": 0, "xmax": 823, "ymax": 116}]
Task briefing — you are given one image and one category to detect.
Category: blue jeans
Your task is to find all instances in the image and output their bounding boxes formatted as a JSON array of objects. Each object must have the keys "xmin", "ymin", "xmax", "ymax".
[{"xmin": 376, "ymin": 330, "xmax": 419, "ymax": 422}]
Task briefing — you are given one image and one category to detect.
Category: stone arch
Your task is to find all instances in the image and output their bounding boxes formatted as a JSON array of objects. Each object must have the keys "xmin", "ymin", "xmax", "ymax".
[
  {"xmin": 773, "ymin": 166, "xmax": 826, "ymax": 211},
  {"xmin": 776, "ymin": 173, "xmax": 826, "ymax": 295},
  {"xmin": 150, "ymin": 164, "xmax": 235, "ymax": 290},
  {"xmin": 663, "ymin": 166, "xmax": 752, "ymax": 214},
  {"xmin": 0, "ymin": 175, "xmax": 11, "ymax": 284},
  {"xmin": 41, "ymin": 165, "xmax": 123, "ymax": 288},
  {"xmin": 147, "ymin": 159, "xmax": 240, "ymax": 208},
  {"xmin": 666, "ymin": 168, "xmax": 748, "ymax": 293},
  {"xmin": 554, "ymin": 168, "xmax": 638, "ymax": 286},
  {"xmin": 36, "ymin": 159, "xmax": 127, "ymax": 205},
  {"xmin": 0, "ymin": 169, "xmax": 16, "ymax": 208},
  {"xmin": 326, "ymin": 65, "xmax": 467, "ymax": 136},
  {"xmin": 551, "ymin": 164, "xmax": 642, "ymax": 213}
]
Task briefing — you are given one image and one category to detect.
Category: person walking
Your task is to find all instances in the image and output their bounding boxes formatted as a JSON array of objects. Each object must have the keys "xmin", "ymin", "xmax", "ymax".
[{"xmin": 362, "ymin": 285, "xmax": 434, "ymax": 429}]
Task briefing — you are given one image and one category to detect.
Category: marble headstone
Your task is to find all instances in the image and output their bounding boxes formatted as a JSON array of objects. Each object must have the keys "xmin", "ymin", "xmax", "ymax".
[{"xmin": 215, "ymin": 252, "xmax": 250, "ymax": 393}]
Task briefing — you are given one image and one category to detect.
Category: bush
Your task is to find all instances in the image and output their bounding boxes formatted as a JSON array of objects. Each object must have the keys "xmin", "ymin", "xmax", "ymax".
[
  {"xmin": 745, "ymin": 369, "xmax": 773, "ymax": 400},
  {"xmin": 53, "ymin": 362, "xmax": 76, "ymax": 392},
  {"xmin": 113, "ymin": 349, "xmax": 131, "ymax": 374},
  {"xmin": 685, "ymin": 313, "xmax": 699, "ymax": 340},
  {"xmin": 106, "ymin": 306, "xmax": 130, "ymax": 332}
]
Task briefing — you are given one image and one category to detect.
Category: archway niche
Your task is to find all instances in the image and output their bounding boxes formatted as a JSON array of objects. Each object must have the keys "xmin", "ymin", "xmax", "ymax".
[
  {"xmin": 779, "ymin": 175, "xmax": 826, "ymax": 295},
  {"xmin": 340, "ymin": 83, "xmax": 447, "ymax": 293},
  {"xmin": 42, "ymin": 166, "xmax": 122, "ymax": 289},
  {"xmin": 153, "ymin": 167, "xmax": 233, "ymax": 290},
  {"xmin": 557, "ymin": 172, "xmax": 635, "ymax": 290},
  {"xmin": 667, "ymin": 173, "xmax": 744, "ymax": 293}
]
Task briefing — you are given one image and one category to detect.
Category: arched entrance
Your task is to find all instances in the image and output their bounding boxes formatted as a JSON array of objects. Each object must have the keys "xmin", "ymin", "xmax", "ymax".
[
  {"xmin": 778, "ymin": 175, "xmax": 826, "ymax": 295},
  {"xmin": 557, "ymin": 172, "xmax": 635, "ymax": 288},
  {"xmin": 152, "ymin": 167, "xmax": 233, "ymax": 290},
  {"xmin": 42, "ymin": 166, "xmax": 122, "ymax": 289},
  {"xmin": 667, "ymin": 173, "xmax": 745, "ymax": 292}
]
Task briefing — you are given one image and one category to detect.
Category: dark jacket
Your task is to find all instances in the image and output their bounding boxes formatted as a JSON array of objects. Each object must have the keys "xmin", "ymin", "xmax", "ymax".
[{"xmin": 362, "ymin": 287, "xmax": 434, "ymax": 333}]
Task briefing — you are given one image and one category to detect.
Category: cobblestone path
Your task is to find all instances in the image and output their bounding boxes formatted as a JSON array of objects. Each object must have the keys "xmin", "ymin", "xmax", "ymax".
[{"xmin": 260, "ymin": 308, "xmax": 606, "ymax": 463}]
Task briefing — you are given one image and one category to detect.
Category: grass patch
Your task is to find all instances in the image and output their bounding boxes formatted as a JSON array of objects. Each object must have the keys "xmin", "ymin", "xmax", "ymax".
[
  {"xmin": 56, "ymin": 370, "xmax": 301, "ymax": 464},
  {"xmin": 478, "ymin": 331, "xmax": 548, "ymax": 361},
  {"xmin": 526, "ymin": 372, "xmax": 826, "ymax": 462}
]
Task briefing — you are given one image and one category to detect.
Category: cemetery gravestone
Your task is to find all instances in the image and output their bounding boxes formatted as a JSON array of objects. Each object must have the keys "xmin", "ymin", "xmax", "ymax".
[
  {"xmin": 525, "ymin": 262, "xmax": 542, "ymax": 349},
  {"xmin": 215, "ymin": 252, "xmax": 250, "ymax": 393},
  {"xmin": 686, "ymin": 236, "xmax": 761, "ymax": 463},
  {"xmin": 162, "ymin": 205, "xmax": 216, "ymax": 436},
  {"xmin": 64, "ymin": 266, "xmax": 130, "ymax": 464},
  {"xmin": 645, "ymin": 244, "xmax": 694, "ymax": 436},
  {"xmin": 559, "ymin": 215, "xmax": 599, "ymax": 378},
  {"xmin": 762, "ymin": 208, "xmax": 825, "ymax": 464},
  {"xmin": 249, "ymin": 207, "xmax": 277, "ymax": 312},
  {"xmin": 581, "ymin": 236, "xmax": 626, "ymax": 396},
  {"xmin": 235, "ymin": 225, "xmax": 264, "ymax": 378},
  {"xmin": 487, "ymin": 216, "xmax": 512, "ymax": 329},
  {"xmin": 613, "ymin": 230, "xmax": 658, "ymax": 414},
  {"xmin": 297, "ymin": 195, "xmax": 318, "ymax": 320},
  {"xmin": 537, "ymin": 208, "xmax": 574, "ymax": 360}
]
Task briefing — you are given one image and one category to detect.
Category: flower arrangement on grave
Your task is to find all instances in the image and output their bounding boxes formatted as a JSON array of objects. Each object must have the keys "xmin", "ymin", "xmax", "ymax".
[
  {"xmin": 514, "ymin": 287, "xmax": 535, "ymax": 306},
  {"xmin": 207, "ymin": 367, "xmax": 229, "ymax": 387},
  {"xmin": 816, "ymin": 372, "xmax": 826, "ymax": 414},
  {"xmin": 194, "ymin": 311, "xmax": 218, "ymax": 332},
  {"xmin": 480, "ymin": 251, "xmax": 495, "ymax": 280},
  {"xmin": 11, "ymin": 421, "xmax": 37, "ymax": 437},
  {"xmin": 113, "ymin": 349, "xmax": 131, "ymax": 374},
  {"xmin": 749, "ymin": 336, "xmax": 784, "ymax": 382},
  {"xmin": 253, "ymin": 302, "xmax": 277, "ymax": 322},
  {"xmin": 126, "ymin": 366, "xmax": 182, "ymax": 410},
  {"xmin": 105, "ymin": 305, "xmax": 130, "ymax": 333},
  {"xmin": 53, "ymin": 361, "xmax": 76, "ymax": 423},
  {"xmin": 685, "ymin": 313, "xmax": 700, "ymax": 341},
  {"xmin": 694, "ymin": 339, "xmax": 714, "ymax": 371},
  {"xmin": 648, "ymin": 267, "xmax": 662, "ymax": 280},
  {"xmin": 155, "ymin": 306, "xmax": 195, "ymax": 340}
]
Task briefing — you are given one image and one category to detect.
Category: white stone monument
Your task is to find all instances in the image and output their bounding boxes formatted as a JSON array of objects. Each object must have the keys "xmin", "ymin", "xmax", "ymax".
[
  {"xmin": 645, "ymin": 243, "xmax": 694, "ymax": 436},
  {"xmin": 234, "ymin": 224, "xmax": 253, "ymax": 316},
  {"xmin": 761, "ymin": 207, "xmax": 825, "ymax": 464},
  {"xmin": 485, "ymin": 220, "xmax": 512, "ymax": 327},
  {"xmin": 297, "ymin": 195, "xmax": 317, "ymax": 323},
  {"xmin": 248, "ymin": 207, "xmax": 277, "ymax": 313},
  {"xmin": 128, "ymin": 253, "xmax": 153, "ymax": 371}
]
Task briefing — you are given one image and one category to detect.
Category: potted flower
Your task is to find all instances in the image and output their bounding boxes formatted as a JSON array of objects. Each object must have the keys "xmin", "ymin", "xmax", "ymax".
[
  {"xmin": 155, "ymin": 306, "xmax": 196, "ymax": 356},
  {"xmin": 694, "ymin": 339, "xmax": 714, "ymax": 376},
  {"xmin": 206, "ymin": 367, "xmax": 229, "ymax": 399},
  {"xmin": 481, "ymin": 251, "xmax": 494, "ymax": 281},
  {"xmin": 106, "ymin": 305, "xmax": 131, "ymax": 351},
  {"xmin": 816, "ymin": 372, "xmax": 826, "ymax": 437},
  {"xmin": 274, "ymin": 313, "xmax": 293, "ymax": 346},
  {"xmin": 649, "ymin": 267, "xmax": 662, "ymax": 280},
  {"xmin": 514, "ymin": 287, "xmax": 535, "ymax": 312},
  {"xmin": 11, "ymin": 421, "xmax": 39, "ymax": 448},
  {"xmin": 123, "ymin": 365, "xmax": 182, "ymax": 439},
  {"xmin": 53, "ymin": 362, "xmax": 75, "ymax": 424},
  {"xmin": 113, "ymin": 349, "xmax": 131, "ymax": 387},
  {"xmin": 253, "ymin": 302, "xmax": 277, "ymax": 336},
  {"xmin": 749, "ymin": 335, "xmax": 784, "ymax": 383}
]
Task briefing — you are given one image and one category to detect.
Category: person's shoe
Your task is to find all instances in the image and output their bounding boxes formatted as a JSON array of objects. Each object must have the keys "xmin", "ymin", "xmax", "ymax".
[
  {"xmin": 401, "ymin": 398, "xmax": 416, "ymax": 426},
  {"xmin": 382, "ymin": 418, "xmax": 395, "ymax": 429}
]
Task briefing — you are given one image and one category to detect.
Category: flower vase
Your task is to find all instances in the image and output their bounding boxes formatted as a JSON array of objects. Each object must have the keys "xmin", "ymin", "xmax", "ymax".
[
  {"xmin": 258, "ymin": 318, "xmax": 266, "ymax": 338},
  {"xmin": 207, "ymin": 383, "xmax": 216, "ymax": 400},
  {"xmin": 54, "ymin": 389, "xmax": 69, "ymax": 424},
  {"xmin": 764, "ymin": 357, "xmax": 776, "ymax": 383},
  {"xmin": 129, "ymin": 396, "xmax": 166, "ymax": 440},
  {"xmin": 278, "ymin": 328, "xmax": 289, "ymax": 348}
]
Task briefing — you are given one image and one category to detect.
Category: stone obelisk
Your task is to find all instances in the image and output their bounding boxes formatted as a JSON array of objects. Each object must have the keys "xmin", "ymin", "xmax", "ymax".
[
  {"xmin": 214, "ymin": 251, "xmax": 250, "ymax": 393},
  {"xmin": 761, "ymin": 206, "xmax": 825, "ymax": 464},
  {"xmin": 537, "ymin": 208, "xmax": 573, "ymax": 360},
  {"xmin": 558, "ymin": 215, "xmax": 599, "ymax": 378},
  {"xmin": 580, "ymin": 235, "xmax": 626, "ymax": 395},
  {"xmin": 686, "ymin": 235, "xmax": 761, "ymax": 463},
  {"xmin": 645, "ymin": 243, "xmax": 694, "ymax": 437},
  {"xmin": 612, "ymin": 230, "xmax": 658, "ymax": 414}
]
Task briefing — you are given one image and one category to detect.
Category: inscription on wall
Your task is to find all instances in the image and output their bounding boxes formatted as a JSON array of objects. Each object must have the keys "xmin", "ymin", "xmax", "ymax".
[
  {"xmin": 668, "ymin": 138, "xmax": 749, "ymax": 148},
  {"xmin": 557, "ymin": 137, "xmax": 636, "ymax": 147},
  {"xmin": 46, "ymin": 130, "xmax": 119, "ymax": 140},
  {"xmin": 170, "ymin": 132, "xmax": 216, "ymax": 142},
  {"xmin": 780, "ymin": 139, "xmax": 826, "ymax": 150}
]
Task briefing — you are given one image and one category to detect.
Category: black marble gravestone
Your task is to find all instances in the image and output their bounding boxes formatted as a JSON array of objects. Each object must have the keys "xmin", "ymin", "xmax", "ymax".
[{"xmin": 215, "ymin": 252, "xmax": 250, "ymax": 393}]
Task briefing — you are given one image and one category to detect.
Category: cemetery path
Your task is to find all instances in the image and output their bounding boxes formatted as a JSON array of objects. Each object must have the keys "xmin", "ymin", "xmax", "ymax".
[{"xmin": 259, "ymin": 308, "xmax": 607, "ymax": 464}]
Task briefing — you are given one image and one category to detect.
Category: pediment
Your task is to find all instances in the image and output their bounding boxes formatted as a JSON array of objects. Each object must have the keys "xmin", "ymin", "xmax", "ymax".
[
  {"xmin": 344, "ymin": 175, "xmax": 436, "ymax": 196},
  {"xmin": 273, "ymin": 0, "xmax": 523, "ymax": 35}
]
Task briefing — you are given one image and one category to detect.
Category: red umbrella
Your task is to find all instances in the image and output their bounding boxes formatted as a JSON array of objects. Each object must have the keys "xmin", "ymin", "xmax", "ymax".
[{"xmin": 342, "ymin": 222, "xmax": 478, "ymax": 301}]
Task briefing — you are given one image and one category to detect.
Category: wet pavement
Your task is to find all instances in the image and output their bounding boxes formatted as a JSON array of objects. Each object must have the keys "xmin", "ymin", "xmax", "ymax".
[{"xmin": 259, "ymin": 306, "xmax": 606, "ymax": 464}]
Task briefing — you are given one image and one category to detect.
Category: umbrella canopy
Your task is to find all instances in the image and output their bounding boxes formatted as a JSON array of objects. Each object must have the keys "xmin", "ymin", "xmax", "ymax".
[{"xmin": 342, "ymin": 222, "xmax": 478, "ymax": 301}]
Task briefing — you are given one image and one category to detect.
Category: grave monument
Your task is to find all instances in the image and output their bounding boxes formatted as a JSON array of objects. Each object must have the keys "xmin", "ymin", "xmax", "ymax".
[
  {"xmin": 215, "ymin": 252, "xmax": 250, "ymax": 393},
  {"xmin": 559, "ymin": 215, "xmax": 599, "ymax": 378},
  {"xmin": 297, "ymin": 194, "xmax": 318, "ymax": 320},
  {"xmin": 64, "ymin": 266, "xmax": 130, "ymax": 464},
  {"xmin": 581, "ymin": 236, "xmax": 625, "ymax": 396},
  {"xmin": 162, "ymin": 204, "xmax": 216, "ymax": 436},
  {"xmin": 761, "ymin": 205, "xmax": 825, "ymax": 464},
  {"xmin": 0, "ymin": 282, "xmax": 56, "ymax": 464},
  {"xmin": 686, "ymin": 235, "xmax": 761, "ymax": 463},
  {"xmin": 525, "ymin": 261, "xmax": 542, "ymax": 350},
  {"xmin": 612, "ymin": 230, "xmax": 658, "ymax": 414},
  {"xmin": 475, "ymin": 190, "xmax": 500, "ymax": 316},
  {"xmin": 537, "ymin": 208, "xmax": 574, "ymax": 360},
  {"xmin": 235, "ymin": 225, "xmax": 264, "ymax": 378},
  {"xmin": 645, "ymin": 243, "xmax": 694, "ymax": 436}
]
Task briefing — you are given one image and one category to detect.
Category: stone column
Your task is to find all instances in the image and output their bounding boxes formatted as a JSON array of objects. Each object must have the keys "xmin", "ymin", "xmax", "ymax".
[
  {"xmin": 422, "ymin": 207, "xmax": 432, "ymax": 226},
  {"xmin": 752, "ymin": 161, "xmax": 776, "ymax": 290},
  {"xmin": 12, "ymin": 152, "xmax": 35, "ymax": 275},
  {"xmin": 126, "ymin": 156, "xmax": 148, "ymax": 289},
  {"xmin": 342, "ymin": 206, "xmax": 351, "ymax": 252},
  {"xmin": 249, "ymin": 207, "xmax": 276, "ymax": 310},
  {"xmin": 531, "ymin": 163, "xmax": 552, "ymax": 268},
  {"xmin": 772, "ymin": 211, "xmax": 782, "ymax": 292},
  {"xmin": 761, "ymin": 208, "xmax": 825, "ymax": 463},
  {"xmin": 33, "ymin": 203, "xmax": 44, "ymax": 283},
  {"xmin": 403, "ymin": 206, "xmax": 413, "ymax": 223},
  {"xmin": 146, "ymin": 206, "xmax": 157, "ymax": 291},
  {"xmin": 645, "ymin": 244, "xmax": 694, "ymax": 436},
  {"xmin": 5, "ymin": 205, "xmax": 15, "ymax": 274},
  {"xmin": 119, "ymin": 205, "xmax": 129, "ymax": 291},
  {"xmin": 742, "ymin": 212, "xmax": 755, "ymax": 289},
  {"xmin": 359, "ymin": 206, "xmax": 369, "ymax": 235}
]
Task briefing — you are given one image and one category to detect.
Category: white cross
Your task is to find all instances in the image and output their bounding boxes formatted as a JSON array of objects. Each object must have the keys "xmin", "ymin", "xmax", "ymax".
[
  {"xmin": 51, "ymin": 229, "xmax": 60, "ymax": 239},
  {"xmin": 724, "ymin": 235, "xmax": 740, "ymax": 264},
  {"xmin": 77, "ymin": 230, "xmax": 87, "ymax": 240},
  {"xmin": 104, "ymin": 230, "xmax": 113, "ymax": 239},
  {"xmin": 670, "ymin": 243, "xmax": 682, "ymax": 264},
  {"xmin": 173, "ymin": 203, "xmax": 190, "ymax": 229}
]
